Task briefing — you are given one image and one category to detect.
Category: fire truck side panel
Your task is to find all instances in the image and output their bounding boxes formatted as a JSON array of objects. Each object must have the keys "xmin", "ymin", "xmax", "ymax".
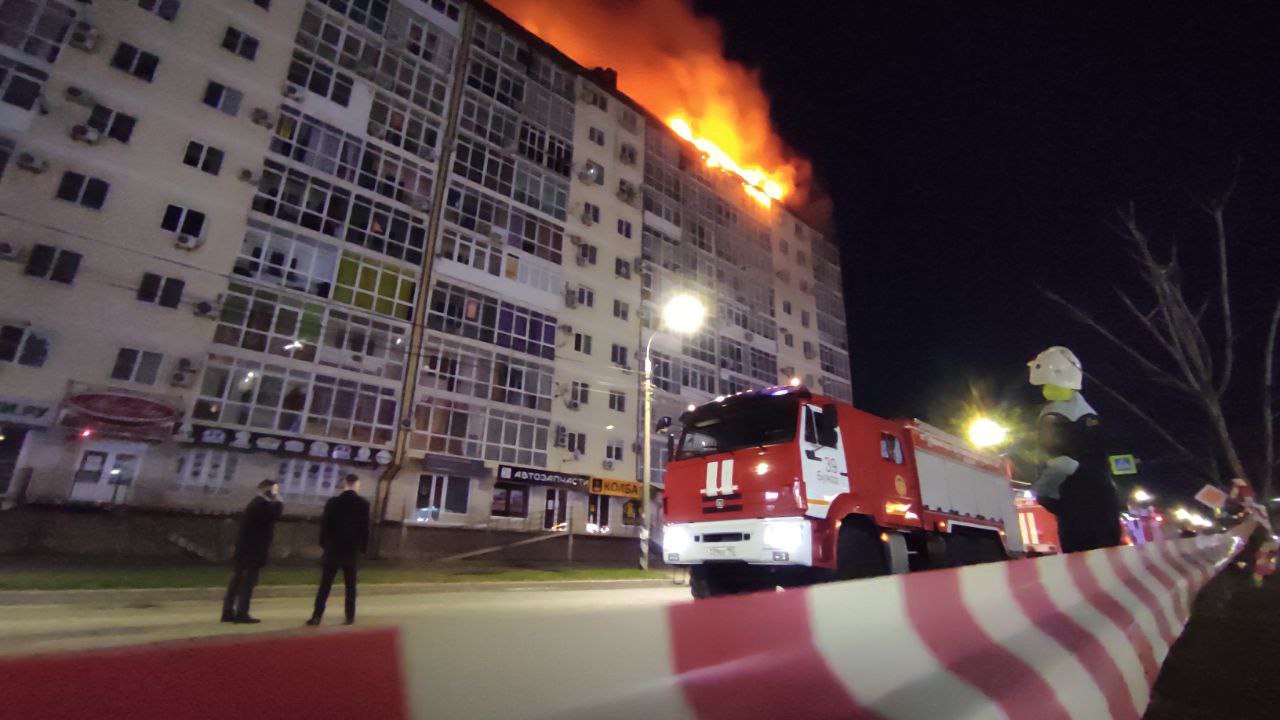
[{"xmin": 907, "ymin": 423, "xmax": 1022, "ymax": 554}]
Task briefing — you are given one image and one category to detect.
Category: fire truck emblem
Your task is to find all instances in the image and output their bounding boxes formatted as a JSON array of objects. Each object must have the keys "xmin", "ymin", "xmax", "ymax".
[
  {"xmin": 703, "ymin": 459, "xmax": 737, "ymax": 497},
  {"xmin": 715, "ymin": 498, "xmax": 725, "ymax": 509},
  {"xmin": 894, "ymin": 475, "xmax": 908, "ymax": 495}
]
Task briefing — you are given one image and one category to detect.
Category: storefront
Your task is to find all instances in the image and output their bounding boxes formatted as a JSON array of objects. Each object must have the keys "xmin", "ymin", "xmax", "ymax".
[
  {"xmin": 0, "ymin": 394, "xmax": 56, "ymax": 498},
  {"xmin": 58, "ymin": 386, "xmax": 182, "ymax": 504},
  {"xmin": 588, "ymin": 476, "xmax": 643, "ymax": 535},
  {"xmin": 495, "ymin": 464, "xmax": 590, "ymax": 531},
  {"xmin": 410, "ymin": 454, "xmax": 487, "ymax": 524}
]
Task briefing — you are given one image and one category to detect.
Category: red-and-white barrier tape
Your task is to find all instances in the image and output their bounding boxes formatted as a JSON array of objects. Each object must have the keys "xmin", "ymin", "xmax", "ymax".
[{"xmin": 0, "ymin": 525, "xmax": 1253, "ymax": 720}]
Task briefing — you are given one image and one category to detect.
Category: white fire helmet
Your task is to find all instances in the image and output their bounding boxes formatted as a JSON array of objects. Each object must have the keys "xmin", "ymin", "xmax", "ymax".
[{"xmin": 1028, "ymin": 346, "xmax": 1083, "ymax": 390}]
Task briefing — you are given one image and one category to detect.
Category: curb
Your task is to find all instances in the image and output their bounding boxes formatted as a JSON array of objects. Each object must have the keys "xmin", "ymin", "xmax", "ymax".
[{"xmin": 0, "ymin": 578, "xmax": 685, "ymax": 606}]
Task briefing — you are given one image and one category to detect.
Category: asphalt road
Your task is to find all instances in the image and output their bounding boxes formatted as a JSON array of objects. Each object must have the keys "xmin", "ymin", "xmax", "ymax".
[{"xmin": 0, "ymin": 583, "xmax": 692, "ymax": 656}]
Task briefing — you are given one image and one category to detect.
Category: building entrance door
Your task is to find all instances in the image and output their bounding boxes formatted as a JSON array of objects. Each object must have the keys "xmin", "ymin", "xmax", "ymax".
[
  {"xmin": 69, "ymin": 440, "xmax": 146, "ymax": 504},
  {"xmin": 543, "ymin": 487, "xmax": 567, "ymax": 531}
]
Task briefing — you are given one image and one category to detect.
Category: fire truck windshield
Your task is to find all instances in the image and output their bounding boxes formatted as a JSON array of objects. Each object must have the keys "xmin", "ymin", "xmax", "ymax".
[{"xmin": 675, "ymin": 395, "xmax": 799, "ymax": 459}]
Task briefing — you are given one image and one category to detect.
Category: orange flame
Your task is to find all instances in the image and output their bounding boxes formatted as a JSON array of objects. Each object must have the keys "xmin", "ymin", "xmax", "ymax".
[{"xmin": 487, "ymin": 0, "xmax": 807, "ymax": 207}]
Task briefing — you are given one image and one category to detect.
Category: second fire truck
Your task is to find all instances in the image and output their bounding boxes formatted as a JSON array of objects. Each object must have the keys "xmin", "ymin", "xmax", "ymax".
[{"xmin": 661, "ymin": 385, "xmax": 1022, "ymax": 597}]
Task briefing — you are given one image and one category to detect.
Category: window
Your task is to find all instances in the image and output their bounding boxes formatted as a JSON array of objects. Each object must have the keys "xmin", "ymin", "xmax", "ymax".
[
  {"xmin": 577, "ymin": 244, "xmax": 598, "ymax": 265},
  {"xmin": 426, "ymin": 281, "xmax": 556, "ymax": 359},
  {"xmin": 174, "ymin": 449, "xmax": 238, "ymax": 493},
  {"xmin": 780, "ymin": 239, "xmax": 789, "ymax": 255},
  {"xmin": 575, "ymin": 285, "xmax": 594, "ymax": 308},
  {"xmin": 783, "ymin": 300, "xmax": 792, "ymax": 315},
  {"xmin": 803, "ymin": 340, "xmax": 816, "ymax": 358},
  {"xmin": 613, "ymin": 299, "xmax": 629, "ymax": 321},
  {"xmin": 416, "ymin": 474, "xmax": 470, "ymax": 519},
  {"xmin": 137, "ymin": 272, "xmax": 185, "ymax": 308},
  {"xmin": 0, "ymin": 324, "xmax": 47, "ymax": 367},
  {"xmin": 801, "ymin": 310, "xmax": 811, "ymax": 328},
  {"xmin": 614, "ymin": 258, "xmax": 631, "ymax": 279},
  {"xmin": 110, "ymin": 43, "xmax": 159, "ymax": 82},
  {"xmin": 581, "ymin": 160, "xmax": 604, "ymax": 185},
  {"xmin": 444, "ymin": 182, "xmax": 563, "ymax": 264},
  {"xmin": 616, "ymin": 219, "xmax": 633, "ymax": 238},
  {"xmin": 410, "ymin": 396, "xmax": 550, "ymax": 464},
  {"xmin": 182, "ymin": 141, "xmax": 224, "ymax": 175},
  {"xmin": 55, "ymin": 172, "xmax": 109, "ymax": 210},
  {"xmin": 250, "ymin": 0, "xmax": 270, "ymax": 9},
  {"xmin": 419, "ymin": 335, "xmax": 553, "ymax": 412},
  {"xmin": 582, "ymin": 202, "xmax": 600, "ymax": 224},
  {"xmin": 87, "ymin": 105, "xmax": 137, "ymax": 143},
  {"xmin": 796, "ymin": 250, "xmax": 807, "ymax": 267},
  {"xmin": 370, "ymin": 95, "xmax": 442, "ymax": 163},
  {"xmin": 139, "ymin": 0, "xmax": 181, "ymax": 21},
  {"xmin": 110, "ymin": 348, "xmax": 162, "ymax": 385},
  {"xmin": 491, "ymin": 482, "xmax": 528, "ymax": 518},
  {"xmin": 24, "ymin": 244, "xmax": 81, "ymax": 284},
  {"xmin": 202, "ymin": 81, "xmax": 242, "ymax": 116},
  {"xmin": 588, "ymin": 493, "xmax": 610, "ymax": 530},
  {"xmin": 0, "ymin": 57, "xmax": 44, "ymax": 110},
  {"xmin": 276, "ymin": 459, "xmax": 343, "ymax": 503},
  {"xmin": 221, "ymin": 27, "xmax": 259, "ymax": 60},
  {"xmin": 161, "ymin": 204, "xmax": 206, "ymax": 236},
  {"xmin": 588, "ymin": 127, "xmax": 604, "ymax": 146},
  {"xmin": 610, "ymin": 343, "xmax": 628, "ymax": 367},
  {"xmin": 567, "ymin": 431, "xmax": 587, "ymax": 454},
  {"xmin": 0, "ymin": 0, "xmax": 74, "ymax": 63},
  {"xmin": 335, "ymin": 252, "xmax": 417, "ymax": 321},
  {"xmin": 235, "ymin": 221, "xmax": 339, "ymax": 298},
  {"xmin": 651, "ymin": 351, "xmax": 674, "ymax": 392},
  {"xmin": 570, "ymin": 381, "xmax": 589, "ymax": 405},
  {"xmin": 608, "ymin": 390, "xmax": 626, "ymax": 412},
  {"xmin": 287, "ymin": 50, "xmax": 353, "ymax": 107},
  {"xmin": 681, "ymin": 363, "xmax": 716, "ymax": 394},
  {"xmin": 606, "ymin": 440, "xmax": 624, "ymax": 462},
  {"xmin": 784, "ymin": 332, "xmax": 794, "ymax": 348},
  {"xmin": 880, "ymin": 433, "xmax": 905, "ymax": 464},
  {"xmin": 573, "ymin": 333, "xmax": 592, "ymax": 355}
]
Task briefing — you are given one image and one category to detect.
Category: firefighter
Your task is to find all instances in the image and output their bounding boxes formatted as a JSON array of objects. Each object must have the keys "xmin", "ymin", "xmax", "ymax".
[{"xmin": 1027, "ymin": 346, "xmax": 1122, "ymax": 553}]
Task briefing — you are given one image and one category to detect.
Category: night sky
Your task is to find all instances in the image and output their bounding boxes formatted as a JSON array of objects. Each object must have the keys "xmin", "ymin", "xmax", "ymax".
[{"xmin": 698, "ymin": 0, "xmax": 1280, "ymax": 498}]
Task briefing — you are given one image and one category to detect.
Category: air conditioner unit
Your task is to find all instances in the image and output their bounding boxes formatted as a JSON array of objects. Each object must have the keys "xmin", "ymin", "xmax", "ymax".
[
  {"xmin": 68, "ymin": 22, "xmax": 99, "ymax": 52},
  {"xmin": 632, "ymin": 441, "xmax": 644, "ymax": 454},
  {"xmin": 565, "ymin": 399, "xmax": 580, "ymax": 410},
  {"xmin": 70, "ymin": 124, "xmax": 101, "ymax": 145},
  {"xmin": 553, "ymin": 424, "xmax": 568, "ymax": 447},
  {"xmin": 15, "ymin": 152, "xmax": 47, "ymax": 174},
  {"xmin": 602, "ymin": 459, "xmax": 615, "ymax": 470},
  {"xmin": 563, "ymin": 289, "xmax": 577, "ymax": 308},
  {"xmin": 804, "ymin": 348, "xmax": 817, "ymax": 360},
  {"xmin": 238, "ymin": 168, "xmax": 258, "ymax": 185},
  {"xmin": 0, "ymin": 241, "xmax": 26, "ymax": 262},
  {"xmin": 568, "ymin": 234, "xmax": 584, "ymax": 246},
  {"xmin": 193, "ymin": 298, "xmax": 222, "ymax": 318},
  {"xmin": 174, "ymin": 234, "xmax": 205, "ymax": 251},
  {"xmin": 64, "ymin": 85, "xmax": 94, "ymax": 107},
  {"xmin": 558, "ymin": 323, "xmax": 573, "ymax": 333},
  {"xmin": 619, "ymin": 144, "xmax": 637, "ymax": 165},
  {"xmin": 578, "ymin": 164, "xmax": 601, "ymax": 184},
  {"xmin": 744, "ymin": 331, "xmax": 755, "ymax": 342},
  {"xmin": 578, "ymin": 87, "xmax": 597, "ymax": 104},
  {"xmin": 250, "ymin": 108, "xmax": 274, "ymax": 128},
  {"xmin": 170, "ymin": 367, "xmax": 198, "ymax": 388},
  {"xmin": 632, "ymin": 255, "xmax": 645, "ymax": 269},
  {"xmin": 575, "ymin": 254, "xmax": 589, "ymax": 267},
  {"xmin": 617, "ymin": 181, "xmax": 636, "ymax": 203},
  {"xmin": 282, "ymin": 83, "xmax": 305, "ymax": 101},
  {"xmin": 579, "ymin": 209, "xmax": 596, "ymax": 226},
  {"xmin": 571, "ymin": 451, "xmax": 583, "ymax": 462}
]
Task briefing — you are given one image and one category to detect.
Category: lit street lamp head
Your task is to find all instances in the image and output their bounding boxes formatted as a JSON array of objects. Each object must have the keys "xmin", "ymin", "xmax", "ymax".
[
  {"xmin": 966, "ymin": 417, "xmax": 1009, "ymax": 449},
  {"xmin": 662, "ymin": 294, "xmax": 706, "ymax": 335}
]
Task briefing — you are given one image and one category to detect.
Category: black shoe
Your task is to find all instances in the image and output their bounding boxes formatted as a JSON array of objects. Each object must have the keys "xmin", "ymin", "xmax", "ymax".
[
  {"xmin": 221, "ymin": 614, "xmax": 235, "ymax": 623},
  {"xmin": 343, "ymin": 618, "xmax": 355, "ymax": 626},
  {"xmin": 305, "ymin": 617, "xmax": 322, "ymax": 626},
  {"xmin": 232, "ymin": 616, "xmax": 261, "ymax": 624}
]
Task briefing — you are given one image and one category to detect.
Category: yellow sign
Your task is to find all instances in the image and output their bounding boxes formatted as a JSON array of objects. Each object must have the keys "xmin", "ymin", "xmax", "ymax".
[
  {"xmin": 894, "ymin": 475, "xmax": 908, "ymax": 496},
  {"xmin": 590, "ymin": 477, "xmax": 642, "ymax": 499}
]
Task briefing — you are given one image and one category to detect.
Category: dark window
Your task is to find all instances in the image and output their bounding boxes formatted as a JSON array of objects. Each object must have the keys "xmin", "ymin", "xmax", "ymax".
[
  {"xmin": 137, "ymin": 272, "xmax": 185, "ymax": 308},
  {"xmin": 55, "ymin": 172, "xmax": 109, "ymax": 209},
  {"xmin": 24, "ymin": 244, "xmax": 81, "ymax": 284},
  {"xmin": 202, "ymin": 81, "xmax": 242, "ymax": 116},
  {"xmin": 221, "ymin": 27, "xmax": 259, "ymax": 60},
  {"xmin": 251, "ymin": 0, "xmax": 270, "ymax": 8},
  {"xmin": 87, "ymin": 105, "xmax": 137, "ymax": 143},
  {"xmin": 0, "ymin": 324, "xmax": 47, "ymax": 367},
  {"xmin": 139, "ymin": 0, "xmax": 181, "ymax": 21},
  {"xmin": 182, "ymin": 141, "xmax": 224, "ymax": 175},
  {"xmin": 677, "ymin": 395, "xmax": 801, "ymax": 459},
  {"xmin": 161, "ymin": 204, "xmax": 206, "ymax": 236},
  {"xmin": 110, "ymin": 43, "xmax": 159, "ymax": 82},
  {"xmin": 879, "ymin": 433, "xmax": 905, "ymax": 464},
  {"xmin": 491, "ymin": 481, "xmax": 528, "ymax": 518}
]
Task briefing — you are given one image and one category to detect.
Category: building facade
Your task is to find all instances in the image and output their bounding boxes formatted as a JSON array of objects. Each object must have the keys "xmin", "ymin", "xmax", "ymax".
[{"xmin": 0, "ymin": 0, "xmax": 850, "ymax": 543}]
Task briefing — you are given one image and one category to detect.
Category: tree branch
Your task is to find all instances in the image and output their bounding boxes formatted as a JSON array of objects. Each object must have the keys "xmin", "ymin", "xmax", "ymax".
[
  {"xmin": 1211, "ymin": 202, "xmax": 1235, "ymax": 395},
  {"xmin": 1262, "ymin": 297, "xmax": 1280, "ymax": 499},
  {"xmin": 1085, "ymin": 372, "xmax": 1212, "ymax": 477}
]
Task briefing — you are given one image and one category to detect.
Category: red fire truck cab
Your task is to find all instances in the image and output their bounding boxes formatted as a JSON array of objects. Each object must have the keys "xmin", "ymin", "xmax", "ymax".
[{"xmin": 662, "ymin": 386, "xmax": 1023, "ymax": 597}]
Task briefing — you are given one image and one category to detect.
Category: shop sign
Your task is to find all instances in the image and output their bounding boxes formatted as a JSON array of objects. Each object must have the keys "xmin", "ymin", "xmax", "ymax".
[
  {"xmin": 185, "ymin": 424, "xmax": 392, "ymax": 466},
  {"xmin": 0, "ymin": 395, "xmax": 56, "ymax": 427},
  {"xmin": 66, "ymin": 391, "xmax": 180, "ymax": 426},
  {"xmin": 497, "ymin": 464, "xmax": 589, "ymax": 490},
  {"xmin": 590, "ymin": 477, "xmax": 642, "ymax": 499},
  {"xmin": 421, "ymin": 454, "xmax": 487, "ymax": 477}
]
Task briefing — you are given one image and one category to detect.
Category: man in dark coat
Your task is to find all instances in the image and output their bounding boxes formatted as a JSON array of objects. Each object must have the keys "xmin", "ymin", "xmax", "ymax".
[
  {"xmin": 306, "ymin": 474, "xmax": 370, "ymax": 626},
  {"xmin": 222, "ymin": 479, "xmax": 283, "ymax": 623}
]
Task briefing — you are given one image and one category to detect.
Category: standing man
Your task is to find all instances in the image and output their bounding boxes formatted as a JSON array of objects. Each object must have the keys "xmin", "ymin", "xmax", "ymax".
[
  {"xmin": 222, "ymin": 479, "xmax": 284, "ymax": 623},
  {"xmin": 306, "ymin": 474, "xmax": 370, "ymax": 626},
  {"xmin": 1028, "ymin": 346, "xmax": 1122, "ymax": 553}
]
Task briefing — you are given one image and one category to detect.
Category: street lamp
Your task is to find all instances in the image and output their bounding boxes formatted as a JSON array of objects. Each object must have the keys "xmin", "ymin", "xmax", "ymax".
[
  {"xmin": 1132, "ymin": 487, "xmax": 1154, "ymax": 503},
  {"xmin": 966, "ymin": 417, "xmax": 1009, "ymax": 449},
  {"xmin": 640, "ymin": 293, "xmax": 705, "ymax": 570}
]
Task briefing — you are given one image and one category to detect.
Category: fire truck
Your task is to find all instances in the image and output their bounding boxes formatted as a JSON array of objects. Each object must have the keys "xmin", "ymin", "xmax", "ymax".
[{"xmin": 661, "ymin": 385, "xmax": 1022, "ymax": 597}]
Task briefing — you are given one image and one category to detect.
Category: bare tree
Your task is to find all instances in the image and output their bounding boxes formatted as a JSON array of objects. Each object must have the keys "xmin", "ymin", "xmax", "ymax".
[{"xmin": 1043, "ymin": 191, "xmax": 1279, "ymax": 499}]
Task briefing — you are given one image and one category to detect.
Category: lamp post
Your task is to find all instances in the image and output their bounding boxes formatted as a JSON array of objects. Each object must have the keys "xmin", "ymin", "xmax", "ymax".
[{"xmin": 640, "ymin": 294, "xmax": 705, "ymax": 570}]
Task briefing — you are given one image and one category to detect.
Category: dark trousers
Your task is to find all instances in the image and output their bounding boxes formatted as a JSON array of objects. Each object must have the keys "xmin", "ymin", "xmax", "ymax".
[
  {"xmin": 222, "ymin": 562, "xmax": 261, "ymax": 618},
  {"xmin": 312, "ymin": 553, "xmax": 358, "ymax": 621}
]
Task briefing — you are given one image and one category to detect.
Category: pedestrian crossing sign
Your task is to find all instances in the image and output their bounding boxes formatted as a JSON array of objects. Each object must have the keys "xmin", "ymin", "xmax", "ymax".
[{"xmin": 1109, "ymin": 454, "xmax": 1137, "ymax": 476}]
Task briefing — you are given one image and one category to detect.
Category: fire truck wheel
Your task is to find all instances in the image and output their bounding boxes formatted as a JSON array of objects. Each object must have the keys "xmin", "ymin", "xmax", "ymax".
[{"xmin": 836, "ymin": 519, "xmax": 890, "ymax": 580}]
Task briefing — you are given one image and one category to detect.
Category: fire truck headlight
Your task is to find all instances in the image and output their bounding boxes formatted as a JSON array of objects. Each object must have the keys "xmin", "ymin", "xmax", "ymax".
[
  {"xmin": 664, "ymin": 526, "xmax": 691, "ymax": 554},
  {"xmin": 763, "ymin": 523, "xmax": 803, "ymax": 551}
]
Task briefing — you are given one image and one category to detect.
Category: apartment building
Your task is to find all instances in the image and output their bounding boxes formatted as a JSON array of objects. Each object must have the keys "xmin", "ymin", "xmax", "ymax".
[{"xmin": 0, "ymin": 0, "xmax": 850, "ymax": 545}]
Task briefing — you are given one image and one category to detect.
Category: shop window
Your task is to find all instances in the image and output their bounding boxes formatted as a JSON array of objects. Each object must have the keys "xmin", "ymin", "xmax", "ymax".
[
  {"xmin": 415, "ymin": 474, "xmax": 469, "ymax": 520},
  {"xmin": 491, "ymin": 481, "xmax": 528, "ymax": 518},
  {"xmin": 587, "ymin": 493, "xmax": 610, "ymax": 533},
  {"xmin": 174, "ymin": 448, "xmax": 238, "ymax": 493}
]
